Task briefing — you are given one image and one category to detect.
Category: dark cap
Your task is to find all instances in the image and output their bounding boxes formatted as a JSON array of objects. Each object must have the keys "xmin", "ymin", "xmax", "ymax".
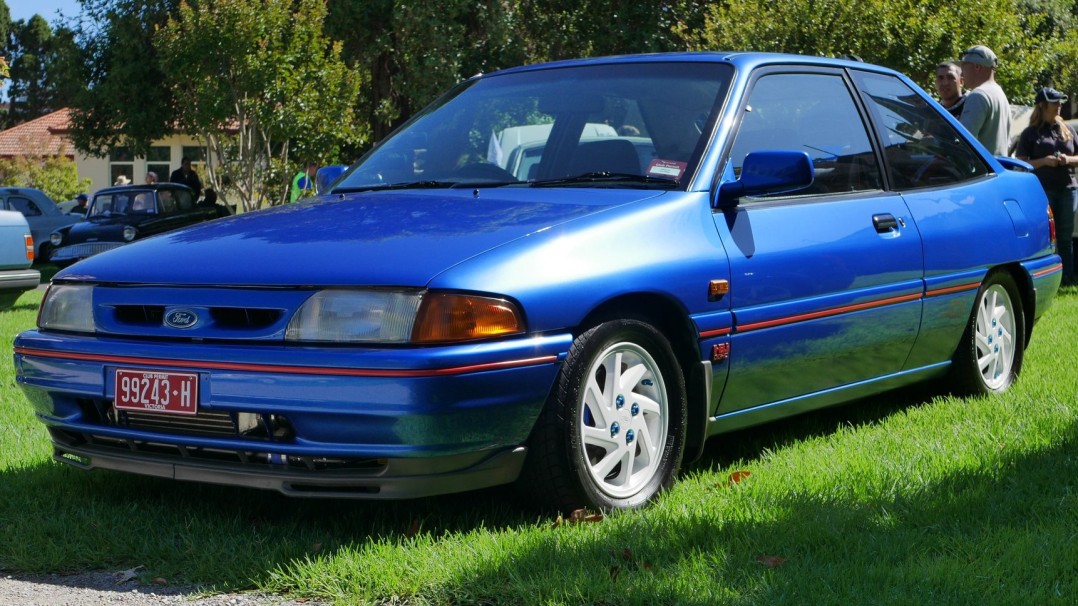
[
  {"xmin": 961, "ymin": 45, "xmax": 998, "ymax": 68},
  {"xmin": 76, "ymin": 193, "xmax": 88, "ymax": 202},
  {"xmin": 1035, "ymin": 86, "xmax": 1068, "ymax": 104}
]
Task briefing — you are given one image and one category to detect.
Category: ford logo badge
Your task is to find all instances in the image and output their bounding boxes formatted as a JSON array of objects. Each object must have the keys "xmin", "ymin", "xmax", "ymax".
[{"xmin": 164, "ymin": 309, "xmax": 199, "ymax": 329}]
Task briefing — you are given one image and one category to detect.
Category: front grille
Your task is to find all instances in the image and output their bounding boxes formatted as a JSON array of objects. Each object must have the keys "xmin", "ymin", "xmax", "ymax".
[
  {"xmin": 107, "ymin": 404, "xmax": 292, "ymax": 440},
  {"xmin": 120, "ymin": 409, "xmax": 237, "ymax": 437},
  {"xmin": 111, "ymin": 305, "xmax": 282, "ymax": 329},
  {"xmin": 52, "ymin": 242, "xmax": 123, "ymax": 260},
  {"xmin": 209, "ymin": 307, "xmax": 282, "ymax": 329},
  {"xmin": 114, "ymin": 305, "xmax": 165, "ymax": 325}
]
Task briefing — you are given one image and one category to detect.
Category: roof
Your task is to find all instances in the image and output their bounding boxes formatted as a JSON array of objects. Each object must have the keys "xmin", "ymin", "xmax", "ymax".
[{"xmin": 0, "ymin": 108, "xmax": 74, "ymax": 158}]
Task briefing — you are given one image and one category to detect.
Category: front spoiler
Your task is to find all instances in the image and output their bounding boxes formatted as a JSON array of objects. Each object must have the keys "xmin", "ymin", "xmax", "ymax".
[{"xmin": 51, "ymin": 434, "xmax": 528, "ymax": 499}]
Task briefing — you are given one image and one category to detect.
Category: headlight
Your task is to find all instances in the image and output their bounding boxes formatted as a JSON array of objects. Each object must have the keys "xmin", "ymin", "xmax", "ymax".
[
  {"xmin": 285, "ymin": 290, "xmax": 424, "ymax": 342},
  {"xmin": 38, "ymin": 284, "xmax": 95, "ymax": 333},
  {"xmin": 285, "ymin": 290, "xmax": 524, "ymax": 344},
  {"xmin": 122, "ymin": 225, "xmax": 138, "ymax": 242},
  {"xmin": 50, "ymin": 232, "xmax": 62, "ymax": 246}
]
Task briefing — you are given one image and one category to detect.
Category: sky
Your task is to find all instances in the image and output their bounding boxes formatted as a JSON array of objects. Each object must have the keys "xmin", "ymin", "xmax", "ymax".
[{"xmin": 9, "ymin": 0, "xmax": 81, "ymax": 24}]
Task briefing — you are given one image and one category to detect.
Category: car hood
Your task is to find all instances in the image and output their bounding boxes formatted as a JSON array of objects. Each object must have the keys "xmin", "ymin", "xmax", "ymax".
[{"xmin": 58, "ymin": 188, "xmax": 666, "ymax": 286}]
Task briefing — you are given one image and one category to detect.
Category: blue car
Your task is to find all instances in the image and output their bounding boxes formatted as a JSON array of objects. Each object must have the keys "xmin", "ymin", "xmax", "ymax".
[{"xmin": 14, "ymin": 53, "xmax": 1062, "ymax": 511}]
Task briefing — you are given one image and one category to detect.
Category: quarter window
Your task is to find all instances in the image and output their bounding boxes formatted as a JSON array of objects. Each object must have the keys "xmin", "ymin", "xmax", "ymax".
[
  {"xmin": 852, "ymin": 71, "xmax": 989, "ymax": 189},
  {"xmin": 729, "ymin": 72, "xmax": 882, "ymax": 198}
]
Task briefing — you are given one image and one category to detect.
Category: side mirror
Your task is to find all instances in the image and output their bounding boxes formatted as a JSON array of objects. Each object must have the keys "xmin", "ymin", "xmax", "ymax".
[
  {"xmin": 316, "ymin": 165, "xmax": 348, "ymax": 192},
  {"xmin": 718, "ymin": 151, "xmax": 814, "ymax": 208}
]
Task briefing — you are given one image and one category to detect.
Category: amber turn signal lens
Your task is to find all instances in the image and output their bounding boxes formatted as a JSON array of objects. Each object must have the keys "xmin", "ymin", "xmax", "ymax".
[
  {"xmin": 24, "ymin": 234, "xmax": 34, "ymax": 262},
  {"xmin": 412, "ymin": 293, "xmax": 524, "ymax": 343}
]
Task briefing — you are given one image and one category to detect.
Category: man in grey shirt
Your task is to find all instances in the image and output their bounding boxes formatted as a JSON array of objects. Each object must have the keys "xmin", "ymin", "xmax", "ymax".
[{"xmin": 959, "ymin": 45, "xmax": 1010, "ymax": 156}]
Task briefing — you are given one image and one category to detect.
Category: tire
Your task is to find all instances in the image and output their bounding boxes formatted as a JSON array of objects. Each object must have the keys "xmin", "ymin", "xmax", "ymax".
[
  {"xmin": 950, "ymin": 271, "xmax": 1025, "ymax": 395},
  {"xmin": 37, "ymin": 242, "xmax": 53, "ymax": 264},
  {"xmin": 519, "ymin": 319, "xmax": 687, "ymax": 511}
]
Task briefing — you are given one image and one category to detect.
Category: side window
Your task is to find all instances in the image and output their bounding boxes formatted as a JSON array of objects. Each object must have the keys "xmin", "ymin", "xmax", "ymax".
[
  {"xmin": 158, "ymin": 191, "xmax": 177, "ymax": 214},
  {"xmin": 9, "ymin": 197, "xmax": 43, "ymax": 217},
  {"xmin": 852, "ymin": 71, "xmax": 990, "ymax": 189},
  {"xmin": 729, "ymin": 73, "xmax": 882, "ymax": 198},
  {"xmin": 175, "ymin": 189, "xmax": 194, "ymax": 210}
]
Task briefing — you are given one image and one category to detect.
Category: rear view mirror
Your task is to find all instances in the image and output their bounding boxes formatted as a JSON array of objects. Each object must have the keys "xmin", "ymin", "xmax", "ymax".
[{"xmin": 718, "ymin": 151, "xmax": 814, "ymax": 207}]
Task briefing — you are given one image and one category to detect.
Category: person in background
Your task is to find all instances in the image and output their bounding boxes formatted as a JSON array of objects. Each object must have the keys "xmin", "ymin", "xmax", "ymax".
[
  {"xmin": 1016, "ymin": 86, "xmax": 1077, "ymax": 285},
  {"xmin": 958, "ymin": 45, "xmax": 1010, "ymax": 155},
  {"xmin": 935, "ymin": 61, "xmax": 966, "ymax": 118},
  {"xmin": 71, "ymin": 193, "xmax": 89, "ymax": 215},
  {"xmin": 169, "ymin": 157, "xmax": 203, "ymax": 198},
  {"xmin": 114, "ymin": 175, "xmax": 131, "ymax": 186},
  {"xmin": 290, "ymin": 161, "xmax": 318, "ymax": 202},
  {"xmin": 145, "ymin": 171, "xmax": 158, "ymax": 185}
]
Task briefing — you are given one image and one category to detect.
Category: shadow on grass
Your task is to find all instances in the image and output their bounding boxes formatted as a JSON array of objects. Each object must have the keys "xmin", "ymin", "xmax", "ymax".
[
  {"xmin": 0, "ymin": 383, "xmax": 949, "ymax": 590},
  {"xmin": 454, "ymin": 420, "xmax": 1077, "ymax": 605}
]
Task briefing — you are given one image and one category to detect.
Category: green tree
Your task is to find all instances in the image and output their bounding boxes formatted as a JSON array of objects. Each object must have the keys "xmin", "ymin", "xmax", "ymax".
[
  {"xmin": 681, "ymin": 0, "xmax": 1058, "ymax": 105},
  {"xmin": 326, "ymin": 0, "xmax": 521, "ymax": 145},
  {"xmin": 156, "ymin": 0, "xmax": 362, "ymax": 211},
  {"xmin": 0, "ymin": 0, "xmax": 9, "ymax": 79},
  {"xmin": 65, "ymin": 0, "xmax": 179, "ymax": 157},
  {"xmin": 0, "ymin": 154, "xmax": 91, "ymax": 202},
  {"xmin": 6, "ymin": 15, "xmax": 56, "ymax": 127}
]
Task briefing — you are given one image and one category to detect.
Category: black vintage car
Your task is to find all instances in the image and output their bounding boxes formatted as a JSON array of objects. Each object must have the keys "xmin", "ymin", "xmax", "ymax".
[{"xmin": 49, "ymin": 184, "xmax": 229, "ymax": 266}]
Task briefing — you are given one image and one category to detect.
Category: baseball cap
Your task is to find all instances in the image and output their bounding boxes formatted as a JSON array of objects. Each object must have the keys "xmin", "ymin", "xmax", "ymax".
[
  {"xmin": 961, "ymin": 45, "xmax": 998, "ymax": 68},
  {"xmin": 1035, "ymin": 86, "xmax": 1068, "ymax": 104},
  {"xmin": 76, "ymin": 193, "xmax": 88, "ymax": 202}
]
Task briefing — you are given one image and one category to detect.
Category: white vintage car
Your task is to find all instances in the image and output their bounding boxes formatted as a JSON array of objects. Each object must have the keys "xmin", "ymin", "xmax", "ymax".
[{"xmin": 0, "ymin": 210, "xmax": 40, "ymax": 309}]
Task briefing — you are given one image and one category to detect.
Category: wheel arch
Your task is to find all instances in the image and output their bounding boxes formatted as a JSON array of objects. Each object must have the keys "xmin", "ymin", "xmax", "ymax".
[
  {"xmin": 998, "ymin": 262, "xmax": 1036, "ymax": 347},
  {"xmin": 576, "ymin": 292, "xmax": 709, "ymax": 462}
]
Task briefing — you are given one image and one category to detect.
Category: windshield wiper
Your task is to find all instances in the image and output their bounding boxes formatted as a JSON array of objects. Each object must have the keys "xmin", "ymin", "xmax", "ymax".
[
  {"xmin": 530, "ymin": 172, "xmax": 678, "ymax": 188},
  {"xmin": 333, "ymin": 180, "xmax": 459, "ymax": 193}
]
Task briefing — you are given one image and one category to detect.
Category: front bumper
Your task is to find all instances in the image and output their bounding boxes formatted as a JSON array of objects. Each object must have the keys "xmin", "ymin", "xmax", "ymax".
[
  {"xmin": 15, "ymin": 331, "xmax": 570, "ymax": 498},
  {"xmin": 0, "ymin": 268, "xmax": 40, "ymax": 307}
]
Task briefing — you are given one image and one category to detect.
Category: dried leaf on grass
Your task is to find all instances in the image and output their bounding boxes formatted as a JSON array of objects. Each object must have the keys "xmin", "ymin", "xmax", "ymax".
[
  {"xmin": 729, "ymin": 470, "xmax": 752, "ymax": 485},
  {"xmin": 756, "ymin": 555, "xmax": 787, "ymax": 568},
  {"xmin": 552, "ymin": 508, "xmax": 604, "ymax": 528}
]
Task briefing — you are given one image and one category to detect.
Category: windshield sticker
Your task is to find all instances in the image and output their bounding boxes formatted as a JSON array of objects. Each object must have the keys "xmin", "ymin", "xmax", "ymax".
[{"xmin": 647, "ymin": 159, "xmax": 687, "ymax": 180}]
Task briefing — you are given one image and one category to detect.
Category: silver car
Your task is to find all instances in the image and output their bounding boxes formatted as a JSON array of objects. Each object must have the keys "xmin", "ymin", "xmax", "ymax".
[{"xmin": 0, "ymin": 188, "xmax": 81, "ymax": 262}]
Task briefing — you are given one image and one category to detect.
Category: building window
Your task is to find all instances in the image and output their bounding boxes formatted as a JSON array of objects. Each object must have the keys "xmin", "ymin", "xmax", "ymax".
[
  {"xmin": 147, "ymin": 146, "xmax": 171, "ymax": 183},
  {"xmin": 110, "ymin": 146, "xmax": 134, "ymax": 185}
]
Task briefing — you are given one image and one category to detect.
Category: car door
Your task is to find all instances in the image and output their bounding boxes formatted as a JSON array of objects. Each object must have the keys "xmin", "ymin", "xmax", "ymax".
[
  {"xmin": 848, "ymin": 70, "xmax": 1017, "ymax": 370},
  {"xmin": 712, "ymin": 68, "xmax": 925, "ymax": 417}
]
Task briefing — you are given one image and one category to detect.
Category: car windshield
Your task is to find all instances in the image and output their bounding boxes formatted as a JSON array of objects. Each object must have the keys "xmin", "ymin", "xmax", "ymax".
[{"xmin": 334, "ymin": 62, "xmax": 732, "ymax": 192}]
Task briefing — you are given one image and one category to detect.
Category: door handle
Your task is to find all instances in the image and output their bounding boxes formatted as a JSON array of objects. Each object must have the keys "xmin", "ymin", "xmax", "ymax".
[{"xmin": 872, "ymin": 213, "xmax": 900, "ymax": 232}]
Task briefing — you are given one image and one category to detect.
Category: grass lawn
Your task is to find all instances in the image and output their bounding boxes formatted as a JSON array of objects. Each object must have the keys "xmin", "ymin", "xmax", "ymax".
[{"xmin": 1, "ymin": 286, "xmax": 1075, "ymax": 605}]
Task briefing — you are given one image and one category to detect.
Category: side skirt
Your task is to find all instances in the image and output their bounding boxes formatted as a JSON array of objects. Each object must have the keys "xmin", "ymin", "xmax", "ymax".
[{"xmin": 707, "ymin": 362, "xmax": 950, "ymax": 436}]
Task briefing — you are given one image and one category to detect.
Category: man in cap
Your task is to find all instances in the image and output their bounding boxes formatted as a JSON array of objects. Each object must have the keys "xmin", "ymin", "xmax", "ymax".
[
  {"xmin": 958, "ymin": 45, "xmax": 1010, "ymax": 156},
  {"xmin": 71, "ymin": 193, "xmax": 89, "ymax": 215}
]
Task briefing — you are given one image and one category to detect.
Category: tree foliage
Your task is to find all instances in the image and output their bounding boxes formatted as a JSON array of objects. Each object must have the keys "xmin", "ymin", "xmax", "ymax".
[
  {"xmin": 325, "ymin": 0, "xmax": 521, "ymax": 145},
  {"xmin": 156, "ymin": 0, "xmax": 361, "ymax": 210},
  {"xmin": 0, "ymin": 154, "xmax": 91, "ymax": 202},
  {"xmin": 65, "ymin": 0, "xmax": 179, "ymax": 156},
  {"xmin": 680, "ymin": 0, "xmax": 1072, "ymax": 105}
]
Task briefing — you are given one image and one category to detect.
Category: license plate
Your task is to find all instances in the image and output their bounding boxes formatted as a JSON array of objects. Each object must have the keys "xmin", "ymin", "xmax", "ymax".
[{"xmin": 114, "ymin": 369, "xmax": 199, "ymax": 415}]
